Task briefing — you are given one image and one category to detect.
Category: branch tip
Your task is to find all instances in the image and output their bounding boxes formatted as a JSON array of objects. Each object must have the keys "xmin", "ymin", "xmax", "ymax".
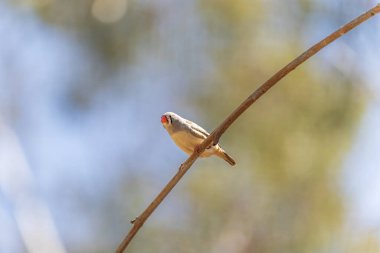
[{"xmin": 130, "ymin": 217, "xmax": 138, "ymax": 224}]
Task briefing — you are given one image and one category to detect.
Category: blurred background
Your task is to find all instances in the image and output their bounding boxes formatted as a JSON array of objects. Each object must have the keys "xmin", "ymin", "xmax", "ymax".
[{"xmin": 0, "ymin": 0, "xmax": 380, "ymax": 252}]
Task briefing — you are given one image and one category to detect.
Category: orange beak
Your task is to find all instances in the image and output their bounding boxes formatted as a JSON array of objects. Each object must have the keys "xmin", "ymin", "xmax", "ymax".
[{"xmin": 161, "ymin": 115, "xmax": 168, "ymax": 124}]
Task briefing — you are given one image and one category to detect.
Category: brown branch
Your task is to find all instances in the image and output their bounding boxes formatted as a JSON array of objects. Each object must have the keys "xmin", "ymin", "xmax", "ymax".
[{"xmin": 116, "ymin": 4, "xmax": 380, "ymax": 253}]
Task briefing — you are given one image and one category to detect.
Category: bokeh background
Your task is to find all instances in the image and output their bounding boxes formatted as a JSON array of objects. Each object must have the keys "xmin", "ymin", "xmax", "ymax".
[{"xmin": 1, "ymin": 0, "xmax": 380, "ymax": 252}]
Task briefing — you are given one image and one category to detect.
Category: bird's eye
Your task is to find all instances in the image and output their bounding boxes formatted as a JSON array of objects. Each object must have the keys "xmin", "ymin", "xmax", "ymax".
[{"xmin": 167, "ymin": 115, "xmax": 172, "ymax": 124}]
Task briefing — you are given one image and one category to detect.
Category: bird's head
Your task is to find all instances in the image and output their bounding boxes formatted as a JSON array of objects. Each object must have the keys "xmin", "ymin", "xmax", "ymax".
[
  {"xmin": 161, "ymin": 112, "xmax": 180, "ymax": 131},
  {"xmin": 161, "ymin": 112, "xmax": 174, "ymax": 125}
]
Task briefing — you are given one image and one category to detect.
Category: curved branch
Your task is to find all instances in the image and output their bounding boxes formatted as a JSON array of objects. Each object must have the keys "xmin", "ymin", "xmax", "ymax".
[{"xmin": 116, "ymin": 4, "xmax": 380, "ymax": 253}]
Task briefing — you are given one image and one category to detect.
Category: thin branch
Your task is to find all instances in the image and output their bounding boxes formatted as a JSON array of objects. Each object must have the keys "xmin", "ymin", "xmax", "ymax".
[{"xmin": 116, "ymin": 4, "xmax": 380, "ymax": 253}]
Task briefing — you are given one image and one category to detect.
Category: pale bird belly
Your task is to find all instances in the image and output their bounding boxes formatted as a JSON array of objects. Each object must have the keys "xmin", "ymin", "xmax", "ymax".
[{"xmin": 171, "ymin": 131, "xmax": 216, "ymax": 157}]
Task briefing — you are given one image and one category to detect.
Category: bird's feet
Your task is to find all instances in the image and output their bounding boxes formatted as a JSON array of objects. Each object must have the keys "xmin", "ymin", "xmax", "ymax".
[{"xmin": 194, "ymin": 144, "xmax": 202, "ymax": 154}]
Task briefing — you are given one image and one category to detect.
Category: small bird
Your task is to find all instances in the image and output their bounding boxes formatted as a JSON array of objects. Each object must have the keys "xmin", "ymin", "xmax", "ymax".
[{"xmin": 161, "ymin": 112, "xmax": 236, "ymax": 166}]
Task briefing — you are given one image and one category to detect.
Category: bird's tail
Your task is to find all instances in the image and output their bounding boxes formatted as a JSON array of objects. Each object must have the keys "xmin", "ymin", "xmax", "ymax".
[{"xmin": 217, "ymin": 150, "xmax": 236, "ymax": 166}]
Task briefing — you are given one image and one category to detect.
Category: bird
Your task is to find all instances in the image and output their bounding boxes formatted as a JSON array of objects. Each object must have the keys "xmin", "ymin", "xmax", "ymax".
[{"xmin": 161, "ymin": 112, "xmax": 236, "ymax": 166}]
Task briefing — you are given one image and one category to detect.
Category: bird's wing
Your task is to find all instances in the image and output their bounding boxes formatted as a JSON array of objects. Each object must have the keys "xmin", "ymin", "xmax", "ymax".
[{"xmin": 185, "ymin": 120, "xmax": 210, "ymax": 139}]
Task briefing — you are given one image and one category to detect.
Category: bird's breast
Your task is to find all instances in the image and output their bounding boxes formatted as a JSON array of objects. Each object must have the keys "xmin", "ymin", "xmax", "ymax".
[
  {"xmin": 170, "ymin": 131, "xmax": 203, "ymax": 154},
  {"xmin": 170, "ymin": 131, "xmax": 215, "ymax": 157}
]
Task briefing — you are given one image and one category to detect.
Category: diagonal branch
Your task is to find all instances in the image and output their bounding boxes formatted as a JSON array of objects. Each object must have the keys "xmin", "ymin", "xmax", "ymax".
[{"xmin": 116, "ymin": 4, "xmax": 380, "ymax": 253}]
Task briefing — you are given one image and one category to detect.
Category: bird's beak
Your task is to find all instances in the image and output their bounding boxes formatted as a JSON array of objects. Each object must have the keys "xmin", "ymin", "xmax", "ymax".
[{"xmin": 161, "ymin": 115, "xmax": 168, "ymax": 124}]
